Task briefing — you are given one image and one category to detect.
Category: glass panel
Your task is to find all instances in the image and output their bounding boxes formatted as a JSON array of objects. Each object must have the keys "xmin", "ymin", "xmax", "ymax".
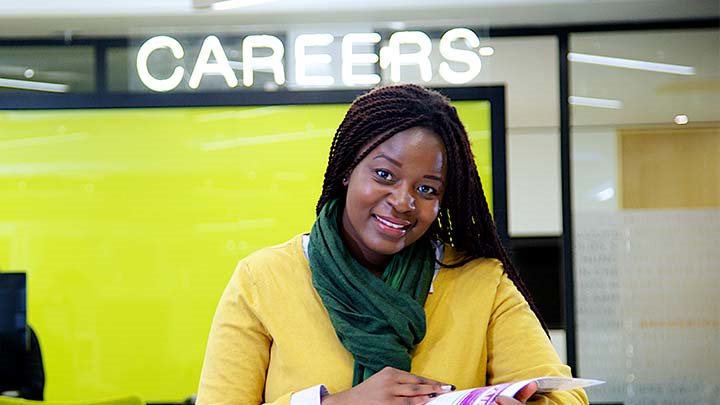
[
  {"xmin": 571, "ymin": 28, "xmax": 720, "ymax": 404},
  {"xmin": 106, "ymin": 47, "xmax": 129, "ymax": 92},
  {"xmin": 0, "ymin": 46, "xmax": 95, "ymax": 93}
]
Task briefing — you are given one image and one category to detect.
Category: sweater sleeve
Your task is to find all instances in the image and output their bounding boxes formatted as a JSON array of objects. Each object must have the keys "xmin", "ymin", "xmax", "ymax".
[
  {"xmin": 197, "ymin": 261, "xmax": 313, "ymax": 405},
  {"xmin": 486, "ymin": 271, "xmax": 589, "ymax": 405}
]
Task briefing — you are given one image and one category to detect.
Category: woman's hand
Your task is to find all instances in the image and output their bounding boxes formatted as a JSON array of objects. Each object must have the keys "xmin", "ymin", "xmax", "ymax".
[
  {"xmin": 321, "ymin": 366, "xmax": 455, "ymax": 405},
  {"xmin": 494, "ymin": 382, "xmax": 538, "ymax": 405}
]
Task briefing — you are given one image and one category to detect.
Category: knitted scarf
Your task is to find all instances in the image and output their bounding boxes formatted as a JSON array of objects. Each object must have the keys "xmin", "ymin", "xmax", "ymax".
[{"xmin": 308, "ymin": 199, "xmax": 435, "ymax": 386}]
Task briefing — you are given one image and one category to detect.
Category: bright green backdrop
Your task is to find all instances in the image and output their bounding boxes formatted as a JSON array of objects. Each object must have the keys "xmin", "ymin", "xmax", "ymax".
[{"xmin": 0, "ymin": 101, "xmax": 491, "ymax": 402}]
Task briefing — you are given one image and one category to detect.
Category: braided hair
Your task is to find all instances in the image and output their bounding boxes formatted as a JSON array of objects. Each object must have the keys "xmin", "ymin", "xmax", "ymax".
[{"xmin": 316, "ymin": 84, "xmax": 546, "ymax": 330}]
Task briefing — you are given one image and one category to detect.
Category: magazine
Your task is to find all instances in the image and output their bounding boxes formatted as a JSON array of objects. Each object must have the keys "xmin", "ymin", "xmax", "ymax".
[{"xmin": 427, "ymin": 377, "xmax": 604, "ymax": 404}]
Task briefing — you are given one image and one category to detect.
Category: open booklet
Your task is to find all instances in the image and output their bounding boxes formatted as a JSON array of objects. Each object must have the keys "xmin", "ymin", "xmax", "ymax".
[{"xmin": 427, "ymin": 377, "xmax": 604, "ymax": 405}]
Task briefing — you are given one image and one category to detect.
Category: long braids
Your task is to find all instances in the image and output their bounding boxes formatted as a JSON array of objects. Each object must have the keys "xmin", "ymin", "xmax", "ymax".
[{"xmin": 317, "ymin": 84, "xmax": 546, "ymax": 331}]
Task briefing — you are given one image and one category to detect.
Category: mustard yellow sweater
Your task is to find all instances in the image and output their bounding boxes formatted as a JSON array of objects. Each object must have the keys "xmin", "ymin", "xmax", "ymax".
[{"xmin": 197, "ymin": 234, "xmax": 588, "ymax": 404}]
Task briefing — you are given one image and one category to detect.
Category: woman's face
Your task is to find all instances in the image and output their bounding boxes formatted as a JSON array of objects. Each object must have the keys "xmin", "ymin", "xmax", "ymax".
[{"xmin": 340, "ymin": 126, "xmax": 447, "ymax": 270}]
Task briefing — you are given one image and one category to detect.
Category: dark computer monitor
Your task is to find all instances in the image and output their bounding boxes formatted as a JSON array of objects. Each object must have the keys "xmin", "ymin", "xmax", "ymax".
[
  {"xmin": 509, "ymin": 238, "xmax": 564, "ymax": 329},
  {"xmin": 0, "ymin": 272, "xmax": 27, "ymax": 350}
]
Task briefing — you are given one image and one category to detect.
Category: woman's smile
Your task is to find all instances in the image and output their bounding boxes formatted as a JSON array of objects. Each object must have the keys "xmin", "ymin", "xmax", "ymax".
[{"xmin": 372, "ymin": 214, "xmax": 413, "ymax": 237}]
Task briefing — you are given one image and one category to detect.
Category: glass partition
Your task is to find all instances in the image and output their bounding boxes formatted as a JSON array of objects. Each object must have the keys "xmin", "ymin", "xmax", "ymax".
[{"xmin": 571, "ymin": 28, "xmax": 720, "ymax": 404}]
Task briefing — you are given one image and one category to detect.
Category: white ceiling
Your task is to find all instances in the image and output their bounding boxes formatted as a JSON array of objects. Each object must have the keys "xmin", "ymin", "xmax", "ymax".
[{"xmin": 0, "ymin": 0, "xmax": 717, "ymax": 37}]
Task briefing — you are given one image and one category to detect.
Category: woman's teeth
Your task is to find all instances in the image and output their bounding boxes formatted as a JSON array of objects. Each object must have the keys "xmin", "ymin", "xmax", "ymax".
[{"xmin": 375, "ymin": 215, "xmax": 406, "ymax": 229}]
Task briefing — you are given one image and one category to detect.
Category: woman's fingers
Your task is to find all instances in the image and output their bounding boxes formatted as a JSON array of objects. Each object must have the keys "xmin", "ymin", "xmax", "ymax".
[
  {"xmin": 514, "ymin": 382, "xmax": 538, "ymax": 402},
  {"xmin": 494, "ymin": 397, "xmax": 523, "ymax": 405},
  {"xmin": 391, "ymin": 381, "xmax": 453, "ymax": 397},
  {"xmin": 493, "ymin": 382, "xmax": 539, "ymax": 404},
  {"xmin": 389, "ymin": 367, "xmax": 453, "ymax": 388},
  {"xmin": 372, "ymin": 367, "xmax": 454, "ymax": 402}
]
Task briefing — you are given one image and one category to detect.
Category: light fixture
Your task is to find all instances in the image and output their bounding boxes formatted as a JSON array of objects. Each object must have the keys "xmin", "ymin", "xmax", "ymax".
[
  {"xmin": 568, "ymin": 52, "xmax": 695, "ymax": 75},
  {"xmin": 478, "ymin": 47, "xmax": 494, "ymax": 56},
  {"xmin": 0, "ymin": 77, "xmax": 68, "ymax": 93},
  {"xmin": 673, "ymin": 114, "xmax": 689, "ymax": 125},
  {"xmin": 387, "ymin": 22, "xmax": 407, "ymax": 31},
  {"xmin": 588, "ymin": 183, "xmax": 616, "ymax": 202},
  {"xmin": 595, "ymin": 187, "xmax": 615, "ymax": 202},
  {"xmin": 24, "ymin": 69, "xmax": 34, "ymax": 78},
  {"xmin": 210, "ymin": 0, "xmax": 276, "ymax": 11},
  {"xmin": 569, "ymin": 96, "xmax": 623, "ymax": 109}
]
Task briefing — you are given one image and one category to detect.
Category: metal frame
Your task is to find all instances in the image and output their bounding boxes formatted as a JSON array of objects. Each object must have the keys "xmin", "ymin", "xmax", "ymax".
[
  {"xmin": 558, "ymin": 30, "xmax": 575, "ymax": 370},
  {"xmin": 1, "ymin": 17, "xmax": 718, "ymax": 387}
]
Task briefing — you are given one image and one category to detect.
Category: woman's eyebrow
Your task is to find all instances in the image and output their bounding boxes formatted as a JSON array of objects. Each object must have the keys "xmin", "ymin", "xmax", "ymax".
[
  {"xmin": 372, "ymin": 154, "xmax": 402, "ymax": 167},
  {"xmin": 424, "ymin": 175, "xmax": 444, "ymax": 183}
]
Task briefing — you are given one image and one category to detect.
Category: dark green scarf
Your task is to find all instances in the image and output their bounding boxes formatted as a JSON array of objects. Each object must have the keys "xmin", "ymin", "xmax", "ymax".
[{"xmin": 308, "ymin": 199, "xmax": 435, "ymax": 386}]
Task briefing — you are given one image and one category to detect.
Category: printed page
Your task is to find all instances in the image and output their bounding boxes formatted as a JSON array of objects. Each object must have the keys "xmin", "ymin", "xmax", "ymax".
[{"xmin": 427, "ymin": 377, "xmax": 604, "ymax": 405}]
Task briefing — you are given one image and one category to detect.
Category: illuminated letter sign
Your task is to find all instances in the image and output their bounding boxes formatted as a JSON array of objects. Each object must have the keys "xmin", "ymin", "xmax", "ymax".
[
  {"xmin": 136, "ymin": 36, "xmax": 185, "ymax": 92},
  {"xmin": 295, "ymin": 34, "xmax": 335, "ymax": 86},
  {"xmin": 136, "ymin": 28, "xmax": 488, "ymax": 91},
  {"xmin": 386, "ymin": 31, "xmax": 433, "ymax": 83},
  {"xmin": 341, "ymin": 33, "xmax": 381, "ymax": 86},
  {"xmin": 242, "ymin": 35, "xmax": 286, "ymax": 87},
  {"xmin": 439, "ymin": 28, "xmax": 482, "ymax": 84},
  {"xmin": 189, "ymin": 35, "xmax": 238, "ymax": 89}
]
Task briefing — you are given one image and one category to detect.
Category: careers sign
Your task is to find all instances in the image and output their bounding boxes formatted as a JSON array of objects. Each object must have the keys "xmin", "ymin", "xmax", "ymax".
[{"xmin": 136, "ymin": 28, "xmax": 489, "ymax": 92}]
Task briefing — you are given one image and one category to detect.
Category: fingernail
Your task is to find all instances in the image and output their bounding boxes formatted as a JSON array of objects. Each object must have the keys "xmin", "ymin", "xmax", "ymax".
[
  {"xmin": 441, "ymin": 385, "xmax": 455, "ymax": 391},
  {"xmin": 429, "ymin": 393, "xmax": 437, "ymax": 398}
]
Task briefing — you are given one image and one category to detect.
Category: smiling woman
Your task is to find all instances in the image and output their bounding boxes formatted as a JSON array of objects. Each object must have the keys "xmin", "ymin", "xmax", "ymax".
[
  {"xmin": 340, "ymin": 127, "xmax": 447, "ymax": 274},
  {"xmin": 196, "ymin": 84, "xmax": 588, "ymax": 405}
]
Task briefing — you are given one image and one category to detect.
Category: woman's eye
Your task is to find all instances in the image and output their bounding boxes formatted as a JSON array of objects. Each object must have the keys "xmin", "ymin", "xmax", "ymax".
[
  {"xmin": 418, "ymin": 185, "xmax": 438, "ymax": 195},
  {"xmin": 375, "ymin": 169, "xmax": 392, "ymax": 180}
]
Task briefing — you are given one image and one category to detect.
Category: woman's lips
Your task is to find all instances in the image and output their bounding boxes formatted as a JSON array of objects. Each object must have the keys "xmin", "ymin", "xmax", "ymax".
[{"xmin": 372, "ymin": 214, "xmax": 411, "ymax": 237}]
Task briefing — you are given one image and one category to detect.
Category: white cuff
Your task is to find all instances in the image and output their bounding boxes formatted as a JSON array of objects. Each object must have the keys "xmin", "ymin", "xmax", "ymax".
[{"xmin": 290, "ymin": 384, "xmax": 329, "ymax": 405}]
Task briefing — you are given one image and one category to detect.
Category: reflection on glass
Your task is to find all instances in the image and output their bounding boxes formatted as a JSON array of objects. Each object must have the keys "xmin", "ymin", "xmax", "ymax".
[{"xmin": 0, "ymin": 46, "xmax": 95, "ymax": 93}]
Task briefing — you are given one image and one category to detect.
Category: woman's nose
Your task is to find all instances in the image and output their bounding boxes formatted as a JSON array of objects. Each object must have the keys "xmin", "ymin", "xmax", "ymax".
[{"xmin": 387, "ymin": 186, "xmax": 415, "ymax": 212}]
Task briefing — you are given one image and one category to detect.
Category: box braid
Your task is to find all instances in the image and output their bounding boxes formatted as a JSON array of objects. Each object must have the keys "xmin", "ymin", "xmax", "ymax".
[{"xmin": 316, "ymin": 84, "xmax": 546, "ymax": 331}]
